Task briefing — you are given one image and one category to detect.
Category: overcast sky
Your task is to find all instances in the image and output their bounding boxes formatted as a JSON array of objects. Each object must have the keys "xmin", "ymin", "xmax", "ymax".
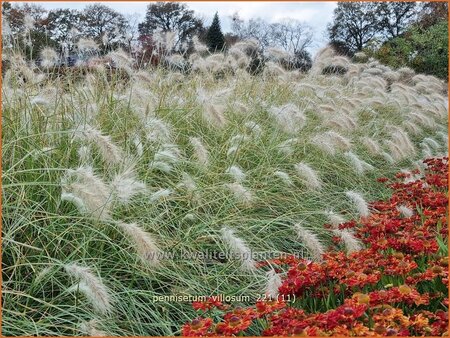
[{"xmin": 33, "ymin": 2, "xmax": 337, "ymax": 53}]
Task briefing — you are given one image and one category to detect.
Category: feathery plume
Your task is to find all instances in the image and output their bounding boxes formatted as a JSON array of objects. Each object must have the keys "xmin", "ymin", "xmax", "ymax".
[
  {"xmin": 381, "ymin": 152, "xmax": 395, "ymax": 164},
  {"xmin": 310, "ymin": 135, "xmax": 336, "ymax": 155},
  {"xmin": 72, "ymin": 125, "xmax": 123, "ymax": 165},
  {"xmin": 40, "ymin": 47, "xmax": 58, "ymax": 68},
  {"xmin": 220, "ymin": 226, "xmax": 256, "ymax": 272},
  {"xmin": 226, "ymin": 165, "xmax": 246, "ymax": 182},
  {"xmin": 61, "ymin": 166, "xmax": 112, "ymax": 220},
  {"xmin": 64, "ymin": 263, "xmax": 112, "ymax": 315},
  {"xmin": 230, "ymin": 134, "xmax": 250, "ymax": 146},
  {"xmin": 77, "ymin": 38, "xmax": 99, "ymax": 52},
  {"xmin": 244, "ymin": 121, "xmax": 263, "ymax": 136},
  {"xmin": 227, "ymin": 146, "xmax": 239, "ymax": 158},
  {"xmin": 333, "ymin": 229, "xmax": 363, "ymax": 253},
  {"xmin": 149, "ymin": 161, "xmax": 173, "ymax": 173},
  {"xmin": 324, "ymin": 131, "xmax": 352, "ymax": 150},
  {"xmin": 79, "ymin": 320, "xmax": 107, "ymax": 336},
  {"xmin": 202, "ymin": 103, "xmax": 227, "ymax": 128},
  {"xmin": 344, "ymin": 151, "xmax": 373, "ymax": 174},
  {"xmin": 397, "ymin": 205, "xmax": 414, "ymax": 218},
  {"xmin": 145, "ymin": 117, "xmax": 172, "ymax": 144},
  {"xmin": 77, "ymin": 146, "xmax": 92, "ymax": 163},
  {"xmin": 294, "ymin": 162, "xmax": 322, "ymax": 190},
  {"xmin": 273, "ymin": 170, "xmax": 294, "ymax": 186},
  {"xmin": 226, "ymin": 182, "xmax": 253, "ymax": 207},
  {"xmin": 293, "ymin": 222, "xmax": 325, "ymax": 261},
  {"xmin": 154, "ymin": 144, "xmax": 181, "ymax": 164},
  {"xmin": 30, "ymin": 96, "xmax": 49, "ymax": 106},
  {"xmin": 131, "ymin": 134, "xmax": 144, "ymax": 157},
  {"xmin": 117, "ymin": 222, "xmax": 161, "ymax": 266},
  {"xmin": 177, "ymin": 173, "xmax": 200, "ymax": 202},
  {"xmin": 111, "ymin": 166, "xmax": 146, "ymax": 205},
  {"xmin": 345, "ymin": 191, "xmax": 370, "ymax": 218},
  {"xmin": 278, "ymin": 138, "xmax": 298, "ymax": 156},
  {"xmin": 326, "ymin": 210, "xmax": 345, "ymax": 228},
  {"xmin": 107, "ymin": 48, "xmax": 133, "ymax": 69},
  {"xmin": 268, "ymin": 103, "xmax": 306, "ymax": 134},
  {"xmin": 265, "ymin": 269, "xmax": 282, "ymax": 299},
  {"xmin": 189, "ymin": 137, "xmax": 209, "ymax": 167},
  {"xmin": 423, "ymin": 137, "xmax": 440, "ymax": 150},
  {"xmin": 361, "ymin": 137, "xmax": 381, "ymax": 156},
  {"xmin": 393, "ymin": 128, "xmax": 416, "ymax": 157},
  {"xmin": 61, "ymin": 192, "xmax": 87, "ymax": 214},
  {"xmin": 149, "ymin": 188, "xmax": 172, "ymax": 203}
]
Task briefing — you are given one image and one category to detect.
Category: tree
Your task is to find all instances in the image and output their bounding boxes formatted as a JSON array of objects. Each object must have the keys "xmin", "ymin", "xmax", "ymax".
[
  {"xmin": 45, "ymin": 9, "xmax": 82, "ymax": 54},
  {"xmin": 269, "ymin": 19, "xmax": 313, "ymax": 54},
  {"xmin": 377, "ymin": 2, "xmax": 418, "ymax": 38},
  {"xmin": 328, "ymin": 2, "xmax": 381, "ymax": 54},
  {"xmin": 123, "ymin": 13, "xmax": 141, "ymax": 53},
  {"xmin": 206, "ymin": 12, "xmax": 225, "ymax": 52},
  {"xmin": 2, "ymin": 2, "xmax": 47, "ymax": 36},
  {"xmin": 417, "ymin": 2, "xmax": 448, "ymax": 29},
  {"xmin": 369, "ymin": 20, "xmax": 448, "ymax": 80},
  {"xmin": 236, "ymin": 17, "xmax": 272, "ymax": 50},
  {"xmin": 138, "ymin": 2, "xmax": 203, "ymax": 52},
  {"xmin": 79, "ymin": 4, "xmax": 128, "ymax": 52},
  {"xmin": 2, "ymin": 3, "xmax": 54, "ymax": 60},
  {"xmin": 291, "ymin": 49, "xmax": 312, "ymax": 71},
  {"xmin": 230, "ymin": 14, "xmax": 313, "ymax": 55}
]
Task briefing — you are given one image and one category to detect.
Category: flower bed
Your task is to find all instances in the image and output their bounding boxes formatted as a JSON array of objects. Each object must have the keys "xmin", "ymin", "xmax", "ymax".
[{"xmin": 182, "ymin": 157, "xmax": 448, "ymax": 336}]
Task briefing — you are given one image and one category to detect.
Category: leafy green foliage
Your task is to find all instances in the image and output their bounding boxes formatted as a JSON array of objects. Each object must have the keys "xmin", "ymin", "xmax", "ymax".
[{"xmin": 367, "ymin": 20, "xmax": 448, "ymax": 80}]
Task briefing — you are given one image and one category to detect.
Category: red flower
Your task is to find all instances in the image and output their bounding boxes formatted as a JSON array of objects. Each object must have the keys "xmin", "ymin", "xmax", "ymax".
[
  {"xmin": 215, "ymin": 313, "xmax": 253, "ymax": 335},
  {"xmin": 182, "ymin": 317, "xmax": 213, "ymax": 336},
  {"xmin": 255, "ymin": 299, "xmax": 286, "ymax": 316},
  {"xmin": 192, "ymin": 296, "xmax": 227, "ymax": 311}
]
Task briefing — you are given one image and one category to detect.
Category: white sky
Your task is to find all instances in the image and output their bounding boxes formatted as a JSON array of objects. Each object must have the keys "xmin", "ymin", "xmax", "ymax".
[{"xmin": 32, "ymin": 2, "xmax": 338, "ymax": 53}]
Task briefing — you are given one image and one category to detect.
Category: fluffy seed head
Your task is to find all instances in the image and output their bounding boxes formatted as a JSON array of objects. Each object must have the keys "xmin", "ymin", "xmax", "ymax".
[
  {"xmin": 61, "ymin": 166, "xmax": 112, "ymax": 220},
  {"xmin": 326, "ymin": 210, "xmax": 345, "ymax": 228},
  {"xmin": 149, "ymin": 188, "xmax": 172, "ymax": 203},
  {"xmin": 397, "ymin": 205, "xmax": 414, "ymax": 218},
  {"xmin": 293, "ymin": 222, "xmax": 325, "ymax": 261},
  {"xmin": 226, "ymin": 165, "xmax": 246, "ymax": 182},
  {"xmin": 273, "ymin": 170, "xmax": 294, "ymax": 186},
  {"xmin": 226, "ymin": 182, "xmax": 253, "ymax": 207},
  {"xmin": 64, "ymin": 263, "xmax": 112, "ymax": 315},
  {"xmin": 333, "ymin": 229, "xmax": 363, "ymax": 253},
  {"xmin": 77, "ymin": 38, "xmax": 99, "ymax": 51},
  {"xmin": 117, "ymin": 222, "xmax": 161, "ymax": 266},
  {"xmin": 145, "ymin": 118, "xmax": 172, "ymax": 144},
  {"xmin": 268, "ymin": 103, "xmax": 306, "ymax": 134},
  {"xmin": 73, "ymin": 125, "xmax": 123, "ymax": 165},
  {"xmin": 265, "ymin": 269, "xmax": 282, "ymax": 298},
  {"xmin": 244, "ymin": 121, "xmax": 262, "ymax": 136},
  {"xmin": 344, "ymin": 151, "xmax": 373, "ymax": 175},
  {"xmin": 294, "ymin": 162, "xmax": 322, "ymax": 190},
  {"xmin": 79, "ymin": 320, "xmax": 107, "ymax": 336},
  {"xmin": 111, "ymin": 166, "xmax": 146, "ymax": 205},
  {"xmin": 202, "ymin": 103, "xmax": 227, "ymax": 128},
  {"xmin": 345, "ymin": 191, "xmax": 370, "ymax": 218},
  {"xmin": 189, "ymin": 137, "xmax": 209, "ymax": 167},
  {"xmin": 40, "ymin": 47, "xmax": 58, "ymax": 67},
  {"xmin": 220, "ymin": 226, "xmax": 256, "ymax": 272}
]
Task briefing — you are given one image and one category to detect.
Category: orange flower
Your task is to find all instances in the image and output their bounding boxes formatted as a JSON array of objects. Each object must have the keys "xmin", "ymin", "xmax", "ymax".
[
  {"xmin": 353, "ymin": 292, "xmax": 370, "ymax": 305},
  {"xmin": 215, "ymin": 314, "xmax": 253, "ymax": 335},
  {"xmin": 182, "ymin": 317, "xmax": 213, "ymax": 336}
]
